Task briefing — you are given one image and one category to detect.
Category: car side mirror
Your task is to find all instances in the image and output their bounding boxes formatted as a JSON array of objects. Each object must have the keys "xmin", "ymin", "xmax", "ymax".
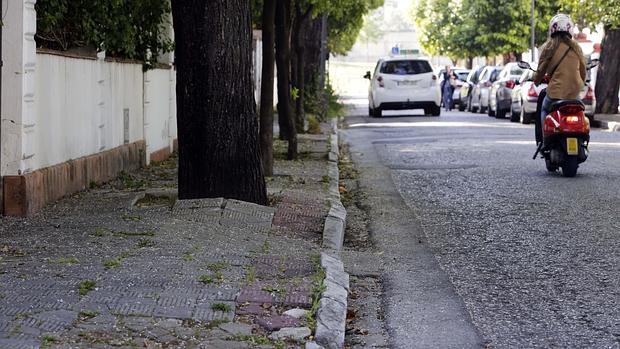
[
  {"xmin": 364, "ymin": 71, "xmax": 371, "ymax": 80},
  {"xmin": 517, "ymin": 61, "xmax": 532, "ymax": 70}
]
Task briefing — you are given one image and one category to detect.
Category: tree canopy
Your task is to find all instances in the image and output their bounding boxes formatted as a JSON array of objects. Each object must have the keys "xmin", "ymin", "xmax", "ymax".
[{"xmin": 412, "ymin": 0, "xmax": 561, "ymax": 60}]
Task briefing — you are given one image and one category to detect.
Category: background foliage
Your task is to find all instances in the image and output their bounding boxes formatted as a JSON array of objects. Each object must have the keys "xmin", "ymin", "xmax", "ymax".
[{"xmin": 35, "ymin": 0, "xmax": 173, "ymax": 64}]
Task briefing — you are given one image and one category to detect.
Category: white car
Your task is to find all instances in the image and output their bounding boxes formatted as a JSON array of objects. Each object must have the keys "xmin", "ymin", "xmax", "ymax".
[
  {"xmin": 510, "ymin": 68, "xmax": 596, "ymax": 124},
  {"xmin": 365, "ymin": 57, "xmax": 441, "ymax": 117}
]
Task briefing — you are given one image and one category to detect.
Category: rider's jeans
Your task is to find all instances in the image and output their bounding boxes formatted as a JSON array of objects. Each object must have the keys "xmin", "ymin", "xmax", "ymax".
[{"xmin": 540, "ymin": 95, "xmax": 559, "ymax": 126}]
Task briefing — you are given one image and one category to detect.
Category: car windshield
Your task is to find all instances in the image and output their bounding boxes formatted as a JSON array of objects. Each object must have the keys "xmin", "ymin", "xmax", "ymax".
[
  {"xmin": 456, "ymin": 71, "xmax": 469, "ymax": 81},
  {"xmin": 380, "ymin": 60, "xmax": 433, "ymax": 75}
]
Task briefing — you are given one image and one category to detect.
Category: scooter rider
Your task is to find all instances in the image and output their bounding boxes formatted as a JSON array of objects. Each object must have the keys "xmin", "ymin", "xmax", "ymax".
[{"xmin": 534, "ymin": 14, "xmax": 587, "ymax": 128}]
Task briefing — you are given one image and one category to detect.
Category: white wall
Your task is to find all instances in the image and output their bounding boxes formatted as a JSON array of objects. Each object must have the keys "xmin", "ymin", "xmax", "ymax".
[
  {"xmin": 144, "ymin": 68, "xmax": 176, "ymax": 161},
  {"xmin": 1, "ymin": 0, "xmax": 37, "ymax": 176},
  {"xmin": 34, "ymin": 53, "xmax": 146, "ymax": 170}
]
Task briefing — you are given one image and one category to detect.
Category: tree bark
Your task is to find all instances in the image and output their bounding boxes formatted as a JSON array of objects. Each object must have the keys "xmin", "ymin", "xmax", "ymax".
[
  {"xmin": 292, "ymin": 4, "xmax": 313, "ymax": 133},
  {"xmin": 259, "ymin": 0, "xmax": 276, "ymax": 176},
  {"xmin": 274, "ymin": 0, "xmax": 297, "ymax": 159},
  {"xmin": 595, "ymin": 26, "xmax": 620, "ymax": 114},
  {"xmin": 171, "ymin": 0, "xmax": 267, "ymax": 204}
]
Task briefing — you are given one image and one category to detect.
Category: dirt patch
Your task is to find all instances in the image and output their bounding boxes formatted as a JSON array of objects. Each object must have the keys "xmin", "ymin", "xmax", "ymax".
[{"xmin": 345, "ymin": 276, "xmax": 389, "ymax": 348}]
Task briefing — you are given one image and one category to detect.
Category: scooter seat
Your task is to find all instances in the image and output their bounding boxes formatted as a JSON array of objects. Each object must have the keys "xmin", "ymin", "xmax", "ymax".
[{"xmin": 549, "ymin": 99, "xmax": 585, "ymax": 112}]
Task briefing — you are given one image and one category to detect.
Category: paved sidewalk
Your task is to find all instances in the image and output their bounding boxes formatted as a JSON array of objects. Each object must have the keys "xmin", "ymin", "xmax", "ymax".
[{"xmin": 0, "ymin": 131, "xmax": 335, "ymax": 348}]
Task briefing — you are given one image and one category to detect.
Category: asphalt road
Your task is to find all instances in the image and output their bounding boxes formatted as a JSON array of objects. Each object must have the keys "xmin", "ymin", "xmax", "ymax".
[{"xmin": 341, "ymin": 100, "xmax": 620, "ymax": 349}]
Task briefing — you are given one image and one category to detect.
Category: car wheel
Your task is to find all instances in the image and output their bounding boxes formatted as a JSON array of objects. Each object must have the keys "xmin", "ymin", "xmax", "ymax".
[
  {"xmin": 431, "ymin": 105, "xmax": 441, "ymax": 116},
  {"xmin": 510, "ymin": 104, "xmax": 520, "ymax": 122},
  {"xmin": 373, "ymin": 107, "xmax": 382, "ymax": 118},
  {"xmin": 496, "ymin": 107, "xmax": 506, "ymax": 119},
  {"xmin": 521, "ymin": 109, "xmax": 532, "ymax": 124},
  {"xmin": 487, "ymin": 104, "xmax": 495, "ymax": 117}
]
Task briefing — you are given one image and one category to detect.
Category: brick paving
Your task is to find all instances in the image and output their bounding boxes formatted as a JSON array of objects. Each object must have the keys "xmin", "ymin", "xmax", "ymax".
[{"xmin": 0, "ymin": 133, "xmax": 332, "ymax": 348}]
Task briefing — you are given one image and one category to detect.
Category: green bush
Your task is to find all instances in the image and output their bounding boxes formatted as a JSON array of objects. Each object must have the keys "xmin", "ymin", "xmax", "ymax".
[{"xmin": 35, "ymin": 0, "xmax": 173, "ymax": 66}]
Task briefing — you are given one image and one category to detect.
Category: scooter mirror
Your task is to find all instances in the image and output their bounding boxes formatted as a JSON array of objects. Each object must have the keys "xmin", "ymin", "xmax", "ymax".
[{"xmin": 517, "ymin": 61, "xmax": 531, "ymax": 70}]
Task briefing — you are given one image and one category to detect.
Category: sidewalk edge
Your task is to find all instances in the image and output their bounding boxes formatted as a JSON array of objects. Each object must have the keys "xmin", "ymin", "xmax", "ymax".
[{"xmin": 316, "ymin": 117, "xmax": 349, "ymax": 349}]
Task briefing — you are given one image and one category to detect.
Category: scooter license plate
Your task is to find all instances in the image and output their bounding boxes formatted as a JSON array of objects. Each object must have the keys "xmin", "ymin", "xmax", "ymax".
[{"xmin": 567, "ymin": 138, "xmax": 579, "ymax": 155}]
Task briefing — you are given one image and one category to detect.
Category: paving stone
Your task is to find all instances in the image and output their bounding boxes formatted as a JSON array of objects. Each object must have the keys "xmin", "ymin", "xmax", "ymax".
[
  {"xmin": 0, "ymin": 338, "xmax": 39, "ymax": 349},
  {"xmin": 268, "ymin": 326, "xmax": 311, "ymax": 341},
  {"xmin": 224, "ymin": 200, "xmax": 276, "ymax": 220},
  {"xmin": 108, "ymin": 302, "xmax": 155, "ymax": 316},
  {"xmin": 217, "ymin": 322, "xmax": 254, "ymax": 336},
  {"xmin": 156, "ymin": 296, "xmax": 195, "ymax": 308},
  {"xmin": 198, "ymin": 339, "xmax": 251, "ymax": 349},
  {"xmin": 174, "ymin": 198, "xmax": 224, "ymax": 210},
  {"xmin": 235, "ymin": 303, "xmax": 267, "ymax": 316},
  {"xmin": 192, "ymin": 304, "xmax": 235, "ymax": 322},
  {"xmin": 123, "ymin": 316, "xmax": 153, "ymax": 332},
  {"xmin": 152, "ymin": 305, "xmax": 193, "ymax": 319},
  {"xmin": 256, "ymin": 314, "xmax": 300, "ymax": 331},
  {"xmin": 283, "ymin": 308, "xmax": 309, "ymax": 319},
  {"xmin": 156, "ymin": 318, "xmax": 182, "ymax": 330},
  {"xmin": 174, "ymin": 326, "xmax": 196, "ymax": 341}
]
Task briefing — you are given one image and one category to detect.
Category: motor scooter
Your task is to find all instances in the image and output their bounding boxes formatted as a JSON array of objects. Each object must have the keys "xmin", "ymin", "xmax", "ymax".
[{"xmin": 517, "ymin": 61, "xmax": 591, "ymax": 177}]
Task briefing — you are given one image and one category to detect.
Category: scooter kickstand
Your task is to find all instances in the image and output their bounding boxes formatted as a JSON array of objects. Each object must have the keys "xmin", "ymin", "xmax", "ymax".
[{"xmin": 532, "ymin": 142, "xmax": 543, "ymax": 160}]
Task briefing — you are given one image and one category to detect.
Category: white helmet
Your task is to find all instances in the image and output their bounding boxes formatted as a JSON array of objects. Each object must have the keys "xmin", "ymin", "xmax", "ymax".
[{"xmin": 549, "ymin": 14, "xmax": 574, "ymax": 36}]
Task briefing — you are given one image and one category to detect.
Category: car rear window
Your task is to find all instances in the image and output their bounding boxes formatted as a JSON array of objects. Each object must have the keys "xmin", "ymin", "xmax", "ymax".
[{"xmin": 380, "ymin": 60, "xmax": 433, "ymax": 75}]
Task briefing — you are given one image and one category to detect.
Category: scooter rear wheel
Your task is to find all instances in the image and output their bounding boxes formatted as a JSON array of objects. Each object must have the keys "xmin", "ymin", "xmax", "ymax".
[
  {"xmin": 545, "ymin": 158, "xmax": 558, "ymax": 172},
  {"xmin": 561, "ymin": 156, "xmax": 579, "ymax": 177}
]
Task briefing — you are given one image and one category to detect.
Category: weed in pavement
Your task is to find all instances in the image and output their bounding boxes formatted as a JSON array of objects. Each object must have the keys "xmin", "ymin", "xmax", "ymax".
[
  {"xmin": 211, "ymin": 303, "xmax": 232, "ymax": 313},
  {"xmin": 79, "ymin": 280, "xmax": 97, "ymax": 296}
]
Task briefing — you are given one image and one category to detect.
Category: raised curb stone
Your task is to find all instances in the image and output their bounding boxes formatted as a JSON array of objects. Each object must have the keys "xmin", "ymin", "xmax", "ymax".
[{"xmin": 315, "ymin": 252, "xmax": 349, "ymax": 349}]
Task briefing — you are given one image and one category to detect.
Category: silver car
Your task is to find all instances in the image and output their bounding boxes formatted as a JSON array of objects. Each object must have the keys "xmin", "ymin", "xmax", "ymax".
[
  {"xmin": 489, "ymin": 63, "xmax": 524, "ymax": 119},
  {"xmin": 469, "ymin": 66, "xmax": 501, "ymax": 114}
]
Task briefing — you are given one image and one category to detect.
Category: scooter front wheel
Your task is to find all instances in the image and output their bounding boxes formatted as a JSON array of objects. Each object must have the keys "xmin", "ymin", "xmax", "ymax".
[{"xmin": 561, "ymin": 156, "xmax": 579, "ymax": 177}]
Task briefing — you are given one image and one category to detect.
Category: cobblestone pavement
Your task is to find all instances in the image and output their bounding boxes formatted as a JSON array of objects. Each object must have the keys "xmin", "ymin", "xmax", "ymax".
[{"xmin": 0, "ymin": 133, "xmax": 331, "ymax": 348}]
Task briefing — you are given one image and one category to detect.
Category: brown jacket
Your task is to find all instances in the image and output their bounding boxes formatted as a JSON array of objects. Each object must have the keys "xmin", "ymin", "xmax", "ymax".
[{"xmin": 534, "ymin": 41, "xmax": 586, "ymax": 100}]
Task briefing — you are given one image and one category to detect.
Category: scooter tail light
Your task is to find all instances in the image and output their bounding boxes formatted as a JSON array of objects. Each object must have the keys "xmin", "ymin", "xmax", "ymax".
[
  {"xmin": 527, "ymin": 85, "xmax": 538, "ymax": 97},
  {"xmin": 564, "ymin": 116, "xmax": 580, "ymax": 124},
  {"xmin": 505, "ymin": 80, "xmax": 515, "ymax": 89}
]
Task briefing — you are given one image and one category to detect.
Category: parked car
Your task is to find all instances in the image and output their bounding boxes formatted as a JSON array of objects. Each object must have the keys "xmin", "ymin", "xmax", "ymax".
[
  {"xmin": 365, "ymin": 57, "xmax": 441, "ymax": 117},
  {"xmin": 509, "ymin": 68, "xmax": 540, "ymax": 124},
  {"xmin": 469, "ymin": 66, "xmax": 501, "ymax": 114},
  {"xmin": 459, "ymin": 66, "xmax": 486, "ymax": 111},
  {"xmin": 510, "ymin": 66, "xmax": 596, "ymax": 124},
  {"xmin": 489, "ymin": 63, "xmax": 524, "ymax": 119},
  {"xmin": 450, "ymin": 69, "xmax": 471, "ymax": 110}
]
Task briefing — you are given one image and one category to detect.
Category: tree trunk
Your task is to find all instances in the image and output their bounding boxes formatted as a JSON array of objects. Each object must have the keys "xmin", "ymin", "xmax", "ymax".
[
  {"xmin": 292, "ymin": 4, "xmax": 313, "ymax": 133},
  {"xmin": 259, "ymin": 0, "xmax": 276, "ymax": 176},
  {"xmin": 302, "ymin": 16, "xmax": 326, "ymax": 118},
  {"xmin": 171, "ymin": 0, "xmax": 267, "ymax": 204},
  {"xmin": 595, "ymin": 26, "xmax": 620, "ymax": 114},
  {"xmin": 274, "ymin": 0, "xmax": 297, "ymax": 159},
  {"xmin": 466, "ymin": 57, "xmax": 473, "ymax": 69}
]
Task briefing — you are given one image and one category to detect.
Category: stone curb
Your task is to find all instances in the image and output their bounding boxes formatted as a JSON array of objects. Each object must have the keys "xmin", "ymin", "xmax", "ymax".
[
  {"xmin": 315, "ymin": 252, "xmax": 349, "ymax": 349},
  {"xmin": 315, "ymin": 118, "xmax": 349, "ymax": 349},
  {"xmin": 322, "ymin": 119, "xmax": 346, "ymax": 251}
]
